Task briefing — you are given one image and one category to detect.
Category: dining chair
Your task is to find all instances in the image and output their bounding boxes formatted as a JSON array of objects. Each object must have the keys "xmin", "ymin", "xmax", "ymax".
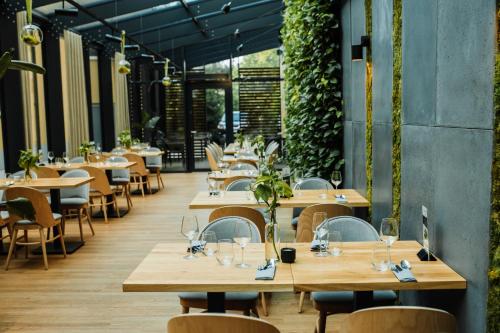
[
  {"xmin": 212, "ymin": 143, "xmax": 224, "ymax": 160},
  {"xmin": 0, "ymin": 210, "xmax": 11, "ymax": 252},
  {"xmin": 338, "ymin": 306, "xmax": 456, "ymax": 333},
  {"xmin": 107, "ymin": 156, "xmax": 133, "ymax": 209},
  {"xmin": 69, "ymin": 156, "xmax": 84, "ymax": 163},
  {"xmin": 178, "ymin": 216, "xmax": 262, "ymax": 317},
  {"xmin": 167, "ymin": 313, "xmax": 280, "ymax": 333},
  {"xmin": 111, "ymin": 147, "xmax": 127, "ymax": 155},
  {"xmin": 205, "ymin": 147, "xmax": 220, "ymax": 171},
  {"xmin": 4, "ymin": 186, "xmax": 66, "ymax": 270},
  {"xmin": 311, "ymin": 216, "xmax": 397, "ymax": 333},
  {"xmin": 207, "ymin": 144, "xmax": 221, "ymax": 162},
  {"xmin": 291, "ymin": 177, "xmax": 333, "ymax": 230},
  {"xmin": 295, "ymin": 203, "xmax": 353, "ymax": 313},
  {"xmin": 144, "ymin": 147, "xmax": 165, "ymax": 190},
  {"xmin": 229, "ymin": 162, "xmax": 258, "ymax": 171},
  {"xmin": 226, "ymin": 178, "xmax": 254, "ymax": 191},
  {"xmin": 80, "ymin": 166, "xmax": 120, "ymax": 223},
  {"xmin": 223, "ymin": 176, "xmax": 253, "ymax": 189},
  {"xmin": 123, "ymin": 153, "xmax": 152, "ymax": 197},
  {"xmin": 35, "ymin": 166, "xmax": 60, "ymax": 178},
  {"xmin": 60, "ymin": 169, "xmax": 94, "ymax": 242}
]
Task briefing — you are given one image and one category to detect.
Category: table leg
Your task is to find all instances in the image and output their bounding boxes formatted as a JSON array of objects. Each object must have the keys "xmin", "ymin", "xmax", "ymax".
[
  {"xmin": 353, "ymin": 291, "xmax": 374, "ymax": 310},
  {"xmin": 33, "ymin": 189, "xmax": 84, "ymax": 254},
  {"xmin": 207, "ymin": 292, "xmax": 226, "ymax": 313}
]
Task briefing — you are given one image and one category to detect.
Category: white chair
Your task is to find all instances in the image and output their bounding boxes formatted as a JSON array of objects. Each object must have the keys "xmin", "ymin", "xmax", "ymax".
[{"xmin": 69, "ymin": 156, "xmax": 84, "ymax": 163}]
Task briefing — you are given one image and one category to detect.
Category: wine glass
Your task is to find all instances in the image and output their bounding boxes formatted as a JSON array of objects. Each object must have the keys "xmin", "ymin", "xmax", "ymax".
[
  {"xmin": 312, "ymin": 212, "xmax": 328, "ymax": 231},
  {"xmin": 233, "ymin": 221, "xmax": 252, "ymax": 268},
  {"xmin": 380, "ymin": 217, "xmax": 399, "ymax": 264},
  {"xmin": 47, "ymin": 151, "xmax": 55, "ymax": 164},
  {"xmin": 62, "ymin": 152, "xmax": 69, "ymax": 165},
  {"xmin": 202, "ymin": 230, "xmax": 217, "ymax": 256},
  {"xmin": 181, "ymin": 215, "xmax": 199, "ymax": 260},
  {"xmin": 312, "ymin": 212, "xmax": 329, "ymax": 257},
  {"xmin": 331, "ymin": 171, "xmax": 342, "ymax": 190}
]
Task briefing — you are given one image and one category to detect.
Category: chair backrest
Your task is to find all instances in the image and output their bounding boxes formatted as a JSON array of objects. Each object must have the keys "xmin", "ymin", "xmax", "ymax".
[
  {"xmin": 35, "ymin": 166, "xmax": 60, "ymax": 178},
  {"xmin": 70, "ymin": 156, "xmax": 84, "ymax": 163},
  {"xmin": 265, "ymin": 141, "xmax": 279, "ymax": 157},
  {"xmin": 80, "ymin": 166, "xmax": 112, "ymax": 196},
  {"xmin": 168, "ymin": 313, "xmax": 280, "ymax": 333},
  {"xmin": 207, "ymin": 144, "xmax": 221, "ymax": 161},
  {"xmin": 340, "ymin": 306, "xmax": 456, "ymax": 333},
  {"xmin": 107, "ymin": 156, "xmax": 130, "ymax": 179},
  {"xmin": 10, "ymin": 170, "xmax": 38, "ymax": 179},
  {"xmin": 111, "ymin": 147, "xmax": 127, "ymax": 155},
  {"xmin": 60, "ymin": 169, "xmax": 90, "ymax": 200},
  {"xmin": 212, "ymin": 143, "xmax": 224, "ymax": 160},
  {"xmin": 209, "ymin": 206, "xmax": 266, "ymax": 242},
  {"xmin": 123, "ymin": 153, "xmax": 148, "ymax": 176},
  {"xmin": 223, "ymin": 176, "xmax": 253, "ymax": 189},
  {"xmin": 145, "ymin": 147, "xmax": 162, "ymax": 167},
  {"xmin": 226, "ymin": 178, "xmax": 254, "ymax": 191},
  {"xmin": 200, "ymin": 216, "xmax": 261, "ymax": 243},
  {"xmin": 296, "ymin": 204, "xmax": 353, "ymax": 242},
  {"xmin": 292, "ymin": 177, "xmax": 334, "ymax": 218},
  {"xmin": 205, "ymin": 147, "xmax": 220, "ymax": 171},
  {"xmin": 5, "ymin": 186, "xmax": 57, "ymax": 228},
  {"xmin": 315, "ymin": 216, "xmax": 379, "ymax": 242},
  {"xmin": 229, "ymin": 162, "xmax": 257, "ymax": 171}
]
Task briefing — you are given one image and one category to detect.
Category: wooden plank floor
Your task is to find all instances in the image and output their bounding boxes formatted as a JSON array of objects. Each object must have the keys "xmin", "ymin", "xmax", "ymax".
[{"xmin": 0, "ymin": 172, "xmax": 344, "ymax": 333}]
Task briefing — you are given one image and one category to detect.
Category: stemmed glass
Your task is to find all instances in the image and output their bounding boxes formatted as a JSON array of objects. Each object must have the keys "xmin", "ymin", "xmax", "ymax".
[
  {"xmin": 181, "ymin": 215, "xmax": 199, "ymax": 260},
  {"xmin": 313, "ymin": 212, "xmax": 329, "ymax": 257},
  {"xmin": 379, "ymin": 218, "xmax": 399, "ymax": 264},
  {"xmin": 62, "ymin": 152, "xmax": 69, "ymax": 165},
  {"xmin": 331, "ymin": 171, "xmax": 342, "ymax": 190},
  {"xmin": 38, "ymin": 149, "xmax": 44, "ymax": 164},
  {"xmin": 47, "ymin": 151, "xmax": 55, "ymax": 164},
  {"xmin": 233, "ymin": 221, "xmax": 252, "ymax": 268}
]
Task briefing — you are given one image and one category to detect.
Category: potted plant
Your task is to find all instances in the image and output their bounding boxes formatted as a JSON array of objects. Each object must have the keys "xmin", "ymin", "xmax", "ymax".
[
  {"xmin": 252, "ymin": 162, "xmax": 293, "ymax": 262},
  {"xmin": 235, "ymin": 131, "xmax": 245, "ymax": 148},
  {"xmin": 252, "ymin": 134, "xmax": 266, "ymax": 160},
  {"xmin": 18, "ymin": 149, "xmax": 39, "ymax": 182},
  {"xmin": 118, "ymin": 130, "xmax": 133, "ymax": 149},
  {"xmin": 79, "ymin": 142, "xmax": 93, "ymax": 163}
]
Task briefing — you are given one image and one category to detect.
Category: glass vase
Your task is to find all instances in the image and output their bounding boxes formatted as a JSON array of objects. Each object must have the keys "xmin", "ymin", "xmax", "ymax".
[{"xmin": 265, "ymin": 218, "xmax": 281, "ymax": 262}]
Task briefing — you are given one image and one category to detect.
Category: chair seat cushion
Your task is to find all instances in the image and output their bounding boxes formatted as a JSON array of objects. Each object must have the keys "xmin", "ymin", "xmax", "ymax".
[
  {"xmin": 178, "ymin": 292, "xmax": 259, "ymax": 302},
  {"xmin": 61, "ymin": 198, "xmax": 88, "ymax": 206},
  {"xmin": 147, "ymin": 165, "xmax": 161, "ymax": 169},
  {"xmin": 13, "ymin": 213, "xmax": 61, "ymax": 226},
  {"xmin": 291, "ymin": 216, "xmax": 299, "ymax": 226},
  {"xmin": 1, "ymin": 210, "xmax": 9, "ymax": 220},
  {"xmin": 312, "ymin": 290, "xmax": 397, "ymax": 304},
  {"xmin": 112, "ymin": 177, "xmax": 130, "ymax": 184}
]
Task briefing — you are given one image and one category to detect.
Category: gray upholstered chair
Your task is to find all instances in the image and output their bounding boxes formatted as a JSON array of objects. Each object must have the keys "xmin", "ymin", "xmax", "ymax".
[
  {"xmin": 229, "ymin": 162, "xmax": 258, "ymax": 171},
  {"xmin": 111, "ymin": 147, "xmax": 127, "ymax": 155},
  {"xmin": 291, "ymin": 177, "xmax": 333, "ymax": 230},
  {"xmin": 311, "ymin": 216, "xmax": 397, "ymax": 333},
  {"xmin": 145, "ymin": 147, "xmax": 165, "ymax": 190},
  {"xmin": 60, "ymin": 169, "xmax": 94, "ymax": 242},
  {"xmin": 226, "ymin": 178, "xmax": 254, "ymax": 191},
  {"xmin": 107, "ymin": 156, "xmax": 133, "ymax": 209},
  {"xmin": 179, "ymin": 217, "xmax": 262, "ymax": 317},
  {"xmin": 69, "ymin": 156, "xmax": 84, "ymax": 163}
]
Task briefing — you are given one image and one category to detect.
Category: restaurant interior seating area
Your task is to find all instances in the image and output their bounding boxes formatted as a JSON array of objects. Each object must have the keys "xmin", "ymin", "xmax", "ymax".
[{"xmin": 0, "ymin": 0, "xmax": 498, "ymax": 332}]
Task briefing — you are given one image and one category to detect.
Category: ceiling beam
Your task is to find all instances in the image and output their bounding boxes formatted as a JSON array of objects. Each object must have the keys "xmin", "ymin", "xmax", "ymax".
[{"xmin": 179, "ymin": 0, "xmax": 209, "ymax": 38}]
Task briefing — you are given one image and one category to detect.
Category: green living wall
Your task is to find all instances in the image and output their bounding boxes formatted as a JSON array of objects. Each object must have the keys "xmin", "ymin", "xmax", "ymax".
[{"xmin": 282, "ymin": 0, "xmax": 343, "ymax": 179}]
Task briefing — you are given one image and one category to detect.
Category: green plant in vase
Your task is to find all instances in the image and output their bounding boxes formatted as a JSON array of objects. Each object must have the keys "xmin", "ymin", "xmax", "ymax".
[
  {"xmin": 18, "ymin": 149, "xmax": 39, "ymax": 181},
  {"xmin": 252, "ymin": 134, "xmax": 266, "ymax": 160},
  {"xmin": 79, "ymin": 142, "xmax": 93, "ymax": 162},
  {"xmin": 252, "ymin": 162, "xmax": 293, "ymax": 262},
  {"xmin": 235, "ymin": 131, "xmax": 244, "ymax": 148},
  {"xmin": 118, "ymin": 130, "xmax": 133, "ymax": 149}
]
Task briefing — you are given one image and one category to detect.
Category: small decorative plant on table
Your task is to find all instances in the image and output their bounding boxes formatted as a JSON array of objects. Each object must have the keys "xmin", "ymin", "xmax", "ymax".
[
  {"xmin": 252, "ymin": 134, "xmax": 266, "ymax": 161},
  {"xmin": 235, "ymin": 131, "xmax": 245, "ymax": 148},
  {"xmin": 79, "ymin": 142, "xmax": 93, "ymax": 163},
  {"xmin": 118, "ymin": 130, "xmax": 133, "ymax": 149},
  {"xmin": 18, "ymin": 149, "xmax": 39, "ymax": 182},
  {"xmin": 252, "ymin": 162, "xmax": 293, "ymax": 263}
]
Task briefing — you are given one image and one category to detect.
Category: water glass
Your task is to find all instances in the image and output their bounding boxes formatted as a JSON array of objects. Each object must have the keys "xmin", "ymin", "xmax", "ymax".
[
  {"xmin": 202, "ymin": 231, "xmax": 217, "ymax": 256},
  {"xmin": 315, "ymin": 227, "xmax": 329, "ymax": 257},
  {"xmin": 329, "ymin": 231, "xmax": 342, "ymax": 256},
  {"xmin": 372, "ymin": 243, "xmax": 389, "ymax": 271},
  {"xmin": 216, "ymin": 239, "xmax": 234, "ymax": 266},
  {"xmin": 319, "ymin": 183, "xmax": 329, "ymax": 199},
  {"xmin": 55, "ymin": 157, "xmax": 63, "ymax": 167}
]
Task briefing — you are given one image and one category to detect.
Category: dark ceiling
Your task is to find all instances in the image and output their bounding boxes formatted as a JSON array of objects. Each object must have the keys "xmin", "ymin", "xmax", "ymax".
[{"xmin": 4, "ymin": 0, "xmax": 283, "ymax": 68}]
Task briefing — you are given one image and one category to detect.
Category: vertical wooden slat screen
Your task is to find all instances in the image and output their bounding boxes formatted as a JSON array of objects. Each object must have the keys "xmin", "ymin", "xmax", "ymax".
[{"xmin": 238, "ymin": 67, "xmax": 282, "ymax": 138}]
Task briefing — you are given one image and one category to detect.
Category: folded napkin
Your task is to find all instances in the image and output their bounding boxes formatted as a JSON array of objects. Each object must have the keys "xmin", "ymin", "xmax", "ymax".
[
  {"xmin": 335, "ymin": 194, "xmax": 348, "ymax": 203},
  {"xmin": 255, "ymin": 264, "xmax": 276, "ymax": 280},
  {"xmin": 310, "ymin": 240, "xmax": 328, "ymax": 252},
  {"xmin": 391, "ymin": 265, "xmax": 417, "ymax": 282},
  {"xmin": 188, "ymin": 240, "xmax": 206, "ymax": 254}
]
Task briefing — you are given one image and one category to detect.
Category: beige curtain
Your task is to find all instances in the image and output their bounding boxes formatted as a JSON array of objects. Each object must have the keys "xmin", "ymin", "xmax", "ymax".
[
  {"xmin": 113, "ymin": 52, "xmax": 130, "ymax": 136},
  {"xmin": 60, "ymin": 30, "xmax": 90, "ymax": 157},
  {"xmin": 16, "ymin": 11, "xmax": 48, "ymax": 154}
]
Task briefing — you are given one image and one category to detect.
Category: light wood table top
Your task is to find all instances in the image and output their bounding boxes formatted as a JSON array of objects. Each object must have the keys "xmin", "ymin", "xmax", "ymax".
[
  {"xmin": 222, "ymin": 155, "xmax": 259, "ymax": 163},
  {"xmin": 123, "ymin": 243, "xmax": 293, "ymax": 292},
  {"xmin": 44, "ymin": 161, "xmax": 136, "ymax": 171},
  {"xmin": 0, "ymin": 177, "xmax": 94, "ymax": 190},
  {"xmin": 189, "ymin": 189, "xmax": 369, "ymax": 209},
  {"xmin": 208, "ymin": 170, "xmax": 258, "ymax": 180},
  {"xmin": 291, "ymin": 241, "xmax": 466, "ymax": 292},
  {"xmin": 224, "ymin": 143, "xmax": 237, "ymax": 155},
  {"xmin": 134, "ymin": 151, "xmax": 164, "ymax": 157}
]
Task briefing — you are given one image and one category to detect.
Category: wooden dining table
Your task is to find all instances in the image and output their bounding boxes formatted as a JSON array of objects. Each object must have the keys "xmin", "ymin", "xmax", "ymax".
[
  {"xmin": 222, "ymin": 155, "xmax": 259, "ymax": 163},
  {"xmin": 208, "ymin": 170, "xmax": 258, "ymax": 181},
  {"xmin": 122, "ymin": 242, "xmax": 466, "ymax": 312},
  {"xmin": 0, "ymin": 177, "xmax": 94, "ymax": 254}
]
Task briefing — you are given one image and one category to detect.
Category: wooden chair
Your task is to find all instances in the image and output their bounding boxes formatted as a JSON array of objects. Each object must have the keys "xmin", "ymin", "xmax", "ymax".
[
  {"xmin": 107, "ymin": 156, "xmax": 133, "ymax": 210},
  {"xmin": 123, "ymin": 153, "xmax": 152, "ymax": 197},
  {"xmin": 168, "ymin": 313, "xmax": 280, "ymax": 333},
  {"xmin": 4, "ymin": 187, "xmax": 67, "ymax": 270},
  {"xmin": 296, "ymin": 203, "xmax": 353, "ymax": 313},
  {"xmin": 205, "ymin": 147, "xmax": 220, "ymax": 171},
  {"xmin": 338, "ymin": 306, "xmax": 456, "ymax": 333},
  {"xmin": 35, "ymin": 166, "xmax": 60, "ymax": 178},
  {"xmin": 222, "ymin": 176, "xmax": 253, "ymax": 189},
  {"xmin": 144, "ymin": 148, "xmax": 165, "ymax": 190},
  {"xmin": 81, "ymin": 166, "xmax": 120, "ymax": 223}
]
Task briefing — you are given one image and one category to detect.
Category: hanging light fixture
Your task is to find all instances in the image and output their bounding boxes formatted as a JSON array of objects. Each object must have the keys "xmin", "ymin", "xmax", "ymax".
[
  {"xmin": 162, "ymin": 58, "xmax": 172, "ymax": 87},
  {"xmin": 20, "ymin": 0, "xmax": 43, "ymax": 46},
  {"xmin": 118, "ymin": 30, "xmax": 131, "ymax": 75}
]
